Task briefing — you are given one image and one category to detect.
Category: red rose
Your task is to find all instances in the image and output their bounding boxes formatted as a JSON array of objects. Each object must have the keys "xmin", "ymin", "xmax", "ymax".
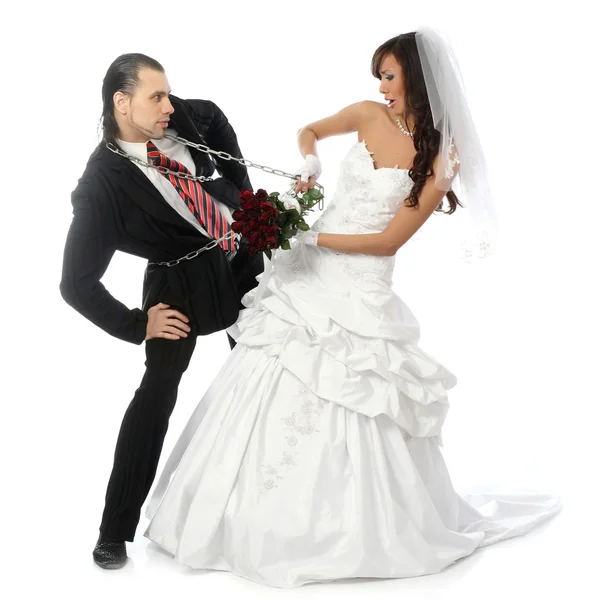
[
  {"xmin": 239, "ymin": 189, "xmax": 255, "ymax": 203},
  {"xmin": 260, "ymin": 202, "xmax": 278, "ymax": 218},
  {"xmin": 232, "ymin": 188, "xmax": 288, "ymax": 255},
  {"xmin": 258, "ymin": 211, "xmax": 273, "ymax": 223},
  {"xmin": 245, "ymin": 197, "xmax": 261, "ymax": 210},
  {"xmin": 240, "ymin": 198, "xmax": 259, "ymax": 211}
]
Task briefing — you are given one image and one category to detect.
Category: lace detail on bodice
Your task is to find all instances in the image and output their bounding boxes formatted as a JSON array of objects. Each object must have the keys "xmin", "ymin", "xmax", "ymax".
[
  {"xmin": 312, "ymin": 141, "xmax": 413, "ymax": 236},
  {"xmin": 278, "ymin": 141, "xmax": 414, "ymax": 288}
]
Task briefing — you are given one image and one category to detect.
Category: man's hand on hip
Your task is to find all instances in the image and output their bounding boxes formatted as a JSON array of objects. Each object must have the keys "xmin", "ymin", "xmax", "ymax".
[{"xmin": 145, "ymin": 303, "xmax": 191, "ymax": 341}]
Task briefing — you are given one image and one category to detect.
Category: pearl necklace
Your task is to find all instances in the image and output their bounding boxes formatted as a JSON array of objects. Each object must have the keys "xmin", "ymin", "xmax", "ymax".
[{"xmin": 396, "ymin": 118, "xmax": 414, "ymax": 137}]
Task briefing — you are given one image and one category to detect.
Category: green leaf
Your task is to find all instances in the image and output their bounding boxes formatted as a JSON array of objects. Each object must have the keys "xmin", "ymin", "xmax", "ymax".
[
  {"xmin": 281, "ymin": 240, "xmax": 291, "ymax": 250},
  {"xmin": 297, "ymin": 221, "xmax": 310, "ymax": 231}
]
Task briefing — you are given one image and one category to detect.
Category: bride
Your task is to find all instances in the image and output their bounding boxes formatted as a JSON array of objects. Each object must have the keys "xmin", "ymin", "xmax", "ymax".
[{"xmin": 143, "ymin": 27, "xmax": 561, "ymax": 588}]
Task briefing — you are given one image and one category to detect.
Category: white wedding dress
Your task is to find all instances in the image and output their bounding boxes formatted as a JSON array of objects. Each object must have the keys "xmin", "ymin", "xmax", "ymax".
[{"xmin": 144, "ymin": 141, "xmax": 561, "ymax": 588}]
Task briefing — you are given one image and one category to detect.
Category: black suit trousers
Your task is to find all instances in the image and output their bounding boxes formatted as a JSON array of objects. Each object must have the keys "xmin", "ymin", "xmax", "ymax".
[
  {"xmin": 98, "ymin": 247, "xmax": 257, "ymax": 540},
  {"xmin": 99, "ymin": 335, "xmax": 197, "ymax": 541}
]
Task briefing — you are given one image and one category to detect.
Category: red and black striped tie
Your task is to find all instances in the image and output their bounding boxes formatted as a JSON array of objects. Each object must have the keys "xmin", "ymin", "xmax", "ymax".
[{"xmin": 146, "ymin": 141, "xmax": 235, "ymax": 252}]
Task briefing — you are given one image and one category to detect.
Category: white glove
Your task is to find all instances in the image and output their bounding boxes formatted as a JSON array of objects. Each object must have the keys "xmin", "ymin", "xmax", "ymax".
[
  {"xmin": 295, "ymin": 154, "xmax": 322, "ymax": 184},
  {"xmin": 296, "ymin": 229, "xmax": 319, "ymax": 246}
]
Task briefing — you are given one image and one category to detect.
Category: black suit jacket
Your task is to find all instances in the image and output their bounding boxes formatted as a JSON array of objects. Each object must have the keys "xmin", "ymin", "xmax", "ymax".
[{"xmin": 60, "ymin": 96, "xmax": 263, "ymax": 344}]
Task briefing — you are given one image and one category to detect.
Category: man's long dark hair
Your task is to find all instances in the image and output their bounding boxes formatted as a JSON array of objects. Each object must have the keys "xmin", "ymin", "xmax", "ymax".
[
  {"xmin": 99, "ymin": 53, "xmax": 165, "ymax": 145},
  {"xmin": 371, "ymin": 33, "xmax": 462, "ymax": 214}
]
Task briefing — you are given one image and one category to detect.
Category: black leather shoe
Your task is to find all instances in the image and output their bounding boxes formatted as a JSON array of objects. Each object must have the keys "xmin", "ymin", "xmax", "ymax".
[{"xmin": 92, "ymin": 534, "xmax": 128, "ymax": 569}]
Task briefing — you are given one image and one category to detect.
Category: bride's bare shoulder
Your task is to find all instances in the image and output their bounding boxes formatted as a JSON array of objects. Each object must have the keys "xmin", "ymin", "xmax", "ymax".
[
  {"xmin": 300, "ymin": 101, "xmax": 389, "ymax": 141},
  {"xmin": 338, "ymin": 100, "xmax": 387, "ymax": 119},
  {"xmin": 359, "ymin": 100, "xmax": 389, "ymax": 119}
]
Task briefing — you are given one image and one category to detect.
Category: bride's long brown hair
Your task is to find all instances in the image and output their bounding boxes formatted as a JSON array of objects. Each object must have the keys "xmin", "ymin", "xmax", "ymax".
[{"xmin": 371, "ymin": 33, "xmax": 462, "ymax": 214}]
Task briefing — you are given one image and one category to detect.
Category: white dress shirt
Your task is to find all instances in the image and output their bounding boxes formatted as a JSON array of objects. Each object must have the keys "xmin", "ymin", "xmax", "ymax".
[{"xmin": 117, "ymin": 129, "xmax": 234, "ymax": 240}]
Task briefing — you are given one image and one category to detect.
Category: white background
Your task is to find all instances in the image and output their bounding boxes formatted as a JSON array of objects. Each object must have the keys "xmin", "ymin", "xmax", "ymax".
[{"xmin": 1, "ymin": 0, "xmax": 598, "ymax": 598}]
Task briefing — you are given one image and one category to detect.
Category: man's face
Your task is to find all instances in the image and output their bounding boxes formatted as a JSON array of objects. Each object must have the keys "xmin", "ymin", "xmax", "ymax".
[{"xmin": 115, "ymin": 67, "xmax": 174, "ymax": 142}]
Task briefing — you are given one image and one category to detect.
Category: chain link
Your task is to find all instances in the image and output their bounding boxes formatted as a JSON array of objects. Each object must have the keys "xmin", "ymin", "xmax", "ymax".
[
  {"xmin": 106, "ymin": 142, "xmax": 215, "ymax": 183},
  {"xmin": 167, "ymin": 135, "xmax": 325, "ymax": 202},
  {"xmin": 106, "ymin": 134, "xmax": 325, "ymax": 206},
  {"xmin": 148, "ymin": 231, "xmax": 238, "ymax": 267}
]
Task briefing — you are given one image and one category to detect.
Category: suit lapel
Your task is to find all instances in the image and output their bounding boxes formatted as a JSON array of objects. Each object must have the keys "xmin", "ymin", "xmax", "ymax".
[{"xmin": 102, "ymin": 145, "xmax": 198, "ymax": 231}]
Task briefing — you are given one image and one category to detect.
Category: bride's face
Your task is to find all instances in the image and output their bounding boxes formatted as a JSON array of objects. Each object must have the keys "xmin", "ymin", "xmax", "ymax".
[{"xmin": 378, "ymin": 54, "xmax": 406, "ymax": 116}]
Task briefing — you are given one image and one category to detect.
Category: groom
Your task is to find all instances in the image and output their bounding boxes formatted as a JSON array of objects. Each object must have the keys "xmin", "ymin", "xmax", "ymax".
[{"xmin": 60, "ymin": 53, "xmax": 263, "ymax": 569}]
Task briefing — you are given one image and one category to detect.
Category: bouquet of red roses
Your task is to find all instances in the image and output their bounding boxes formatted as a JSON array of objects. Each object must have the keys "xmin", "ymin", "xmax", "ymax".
[{"xmin": 231, "ymin": 187, "xmax": 324, "ymax": 259}]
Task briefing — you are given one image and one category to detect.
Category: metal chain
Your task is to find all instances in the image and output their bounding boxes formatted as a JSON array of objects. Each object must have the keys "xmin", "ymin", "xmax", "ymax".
[
  {"xmin": 107, "ymin": 135, "xmax": 325, "ymax": 268},
  {"xmin": 106, "ymin": 134, "xmax": 325, "ymax": 206},
  {"xmin": 166, "ymin": 134, "xmax": 325, "ymax": 198},
  {"xmin": 148, "ymin": 231, "xmax": 238, "ymax": 267},
  {"xmin": 106, "ymin": 141, "xmax": 215, "ymax": 183}
]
